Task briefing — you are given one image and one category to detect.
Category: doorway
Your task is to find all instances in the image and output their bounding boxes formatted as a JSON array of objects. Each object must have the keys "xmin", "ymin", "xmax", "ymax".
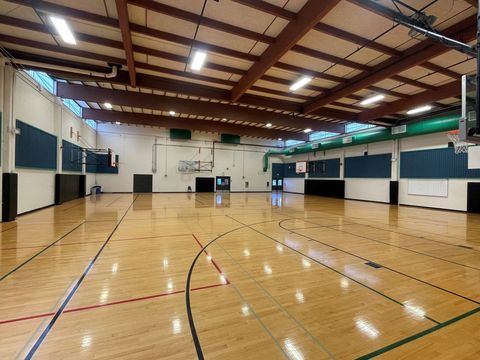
[
  {"xmin": 216, "ymin": 176, "xmax": 231, "ymax": 192},
  {"xmin": 272, "ymin": 178, "xmax": 283, "ymax": 191},
  {"xmin": 196, "ymin": 177, "xmax": 215, "ymax": 192},
  {"xmin": 133, "ymin": 174, "xmax": 153, "ymax": 193}
]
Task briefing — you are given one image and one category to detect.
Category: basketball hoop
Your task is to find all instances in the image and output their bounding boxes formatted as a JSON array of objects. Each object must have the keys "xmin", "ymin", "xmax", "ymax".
[{"xmin": 447, "ymin": 130, "xmax": 469, "ymax": 154}]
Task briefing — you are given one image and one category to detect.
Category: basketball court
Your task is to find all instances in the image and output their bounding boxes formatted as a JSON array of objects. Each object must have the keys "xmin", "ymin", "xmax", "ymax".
[{"xmin": 1, "ymin": 0, "xmax": 480, "ymax": 359}]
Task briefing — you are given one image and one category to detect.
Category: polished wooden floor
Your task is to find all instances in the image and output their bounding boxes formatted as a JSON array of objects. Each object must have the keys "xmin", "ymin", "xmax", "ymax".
[{"xmin": 1, "ymin": 192, "xmax": 480, "ymax": 359}]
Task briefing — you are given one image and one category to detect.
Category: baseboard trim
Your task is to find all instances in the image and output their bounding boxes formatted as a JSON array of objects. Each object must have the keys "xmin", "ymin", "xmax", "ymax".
[
  {"xmin": 18, "ymin": 203, "xmax": 55, "ymax": 216},
  {"xmin": 398, "ymin": 203, "xmax": 466, "ymax": 213},
  {"xmin": 344, "ymin": 197, "xmax": 390, "ymax": 205}
]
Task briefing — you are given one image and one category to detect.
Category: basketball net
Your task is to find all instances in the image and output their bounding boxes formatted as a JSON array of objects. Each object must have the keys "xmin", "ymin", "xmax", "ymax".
[{"xmin": 447, "ymin": 130, "xmax": 469, "ymax": 154}]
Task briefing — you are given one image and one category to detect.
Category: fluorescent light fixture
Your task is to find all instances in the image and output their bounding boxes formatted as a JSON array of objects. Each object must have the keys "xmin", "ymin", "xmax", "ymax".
[
  {"xmin": 191, "ymin": 51, "xmax": 207, "ymax": 71},
  {"xmin": 104, "ymin": 102, "xmax": 113, "ymax": 109},
  {"xmin": 304, "ymin": 128, "xmax": 312, "ymax": 133},
  {"xmin": 266, "ymin": 123, "xmax": 272, "ymax": 128},
  {"xmin": 360, "ymin": 94, "xmax": 385, "ymax": 106},
  {"xmin": 169, "ymin": 110, "xmax": 176, "ymax": 116},
  {"xmin": 407, "ymin": 105, "xmax": 432, "ymax": 115},
  {"xmin": 289, "ymin": 76, "xmax": 312, "ymax": 91},
  {"xmin": 222, "ymin": 118, "xmax": 227, "ymax": 120},
  {"xmin": 278, "ymin": 138, "xmax": 282, "ymax": 141},
  {"xmin": 50, "ymin": 17, "xmax": 76, "ymax": 45},
  {"xmin": 115, "ymin": 121, "xmax": 121, "ymax": 125}
]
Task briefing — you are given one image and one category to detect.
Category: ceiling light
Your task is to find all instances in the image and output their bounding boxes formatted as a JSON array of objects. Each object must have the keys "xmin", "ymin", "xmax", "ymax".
[
  {"xmin": 407, "ymin": 105, "xmax": 432, "ymax": 115},
  {"xmin": 191, "ymin": 51, "xmax": 207, "ymax": 71},
  {"xmin": 104, "ymin": 102, "xmax": 112, "ymax": 109},
  {"xmin": 169, "ymin": 110, "xmax": 176, "ymax": 116},
  {"xmin": 50, "ymin": 17, "xmax": 76, "ymax": 45},
  {"xmin": 290, "ymin": 76, "xmax": 312, "ymax": 91},
  {"xmin": 304, "ymin": 128, "xmax": 312, "ymax": 133},
  {"xmin": 222, "ymin": 118, "xmax": 227, "ymax": 120},
  {"xmin": 266, "ymin": 123, "xmax": 272, "ymax": 128},
  {"xmin": 360, "ymin": 94, "xmax": 385, "ymax": 106},
  {"xmin": 278, "ymin": 138, "xmax": 282, "ymax": 141},
  {"xmin": 115, "ymin": 121, "xmax": 121, "ymax": 125}
]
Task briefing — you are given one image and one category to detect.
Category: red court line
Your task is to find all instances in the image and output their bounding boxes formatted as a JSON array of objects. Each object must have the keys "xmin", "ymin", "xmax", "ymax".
[
  {"xmin": 0, "ymin": 283, "xmax": 225, "ymax": 326},
  {"xmin": 191, "ymin": 234, "xmax": 230, "ymax": 284}
]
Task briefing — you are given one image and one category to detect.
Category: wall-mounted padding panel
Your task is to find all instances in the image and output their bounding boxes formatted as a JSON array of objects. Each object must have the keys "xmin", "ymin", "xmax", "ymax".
[
  {"xmin": 196, "ymin": 177, "xmax": 215, "ymax": 192},
  {"xmin": 85, "ymin": 151, "xmax": 119, "ymax": 174},
  {"xmin": 467, "ymin": 182, "xmax": 480, "ymax": 213},
  {"xmin": 133, "ymin": 174, "xmax": 153, "ymax": 193},
  {"xmin": 304, "ymin": 179, "xmax": 344, "ymax": 199},
  {"xmin": 401, "ymin": 148, "xmax": 480, "ymax": 179},
  {"xmin": 15, "ymin": 120, "xmax": 57, "ymax": 170},
  {"xmin": 272, "ymin": 163, "xmax": 284, "ymax": 178},
  {"xmin": 390, "ymin": 181, "xmax": 399, "ymax": 205},
  {"xmin": 55, "ymin": 174, "xmax": 86, "ymax": 204},
  {"xmin": 345, "ymin": 154, "xmax": 391, "ymax": 178},
  {"xmin": 284, "ymin": 162, "xmax": 305, "ymax": 178},
  {"xmin": 62, "ymin": 140, "xmax": 82, "ymax": 172},
  {"xmin": 2, "ymin": 173, "xmax": 18, "ymax": 222},
  {"xmin": 308, "ymin": 159, "xmax": 340, "ymax": 178}
]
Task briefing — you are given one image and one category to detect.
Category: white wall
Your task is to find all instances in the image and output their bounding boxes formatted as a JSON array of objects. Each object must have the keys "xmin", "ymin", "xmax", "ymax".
[
  {"xmin": 95, "ymin": 124, "xmax": 277, "ymax": 193},
  {"xmin": 11, "ymin": 72, "xmax": 96, "ymax": 214}
]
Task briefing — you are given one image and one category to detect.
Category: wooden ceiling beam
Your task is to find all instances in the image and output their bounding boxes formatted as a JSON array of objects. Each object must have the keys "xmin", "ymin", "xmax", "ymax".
[
  {"xmin": 127, "ymin": 0, "xmax": 275, "ymax": 44},
  {"xmin": 230, "ymin": 0, "xmax": 341, "ymax": 101},
  {"xmin": 6, "ymin": 48, "xmax": 305, "ymax": 113},
  {"xmin": 358, "ymin": 80, "xmax": 461, "ymax": 122},
  {"xmin": 233, "ymin": 0, "xmax": 462, "ymax": 81},
  {"xmin": 57, "ymin": 82, "xmax": 346, "ymax": 133},
  {"xmin": 230, "ymin": 0, "xmax": 296, "ymax": 21},
  {"xmin": 84, "ymin": 109, "xmax": 308, "ymax": 141},
  {"xmin": 114, "ymin": 0, "xmax": 136, "ymax": 87},
  {"xmin": 304, "ymin": 16, "xmax": 476, "ymax": 113}
]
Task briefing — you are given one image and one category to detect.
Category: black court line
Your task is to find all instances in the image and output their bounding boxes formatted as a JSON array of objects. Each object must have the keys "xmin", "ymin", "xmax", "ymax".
[
  {"xmin": 293, "ymin": 220, "xmax": 480, "ymax": 272},
  {"xmin": 323, "ymin": 217, "xmax": 480, "ymax": 253},
  {"xmin": 0, "ymin": 221, "xmax": 86, "ymax": 282},
  {"xmin": 24, "ymin": 195, "xmax": 138, "ymax": 359},
  {"xmin": 277, "ymin": 219, "xmax": 480, "ymax": 306},
  {"xmin": 227, "ymin": 216, "xmax": 441, "ymax": 325},
  {"xmin": 185, "ymin": 219, "xmax": 288, "ymax": 360},
  {"xmin": 1, "ymin": 225, "xmax": 18, "ymax": 233},
  {"xmin": 356, "ymin": 306, "xmax": 480, "ymax": 359}
]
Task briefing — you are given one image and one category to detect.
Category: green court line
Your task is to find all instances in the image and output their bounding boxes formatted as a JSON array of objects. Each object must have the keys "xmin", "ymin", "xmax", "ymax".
[{"xmin": 356, "ymin": 306, "xmax": 480, "ymax": 359}]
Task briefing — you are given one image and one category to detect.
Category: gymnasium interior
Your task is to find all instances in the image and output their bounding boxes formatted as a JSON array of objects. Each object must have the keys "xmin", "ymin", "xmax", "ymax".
[{"xmin": 1, "ymin": 0, "xmax": 480, "ymax": 359}]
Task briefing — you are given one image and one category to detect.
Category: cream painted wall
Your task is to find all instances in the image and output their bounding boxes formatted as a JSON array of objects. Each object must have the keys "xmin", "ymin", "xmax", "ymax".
[
  {"xmin": 95, "ymin": 124, "xmax": 279, "ymax": 193},
  {"xmin": 12, "ymin": 72, "xmax": 96, "ymax": 214}
]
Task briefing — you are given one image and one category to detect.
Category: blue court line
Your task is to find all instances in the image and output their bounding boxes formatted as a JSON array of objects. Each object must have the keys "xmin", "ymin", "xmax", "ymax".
[{"xmin": 24, "ymin": 195, "xmax": 138, "ymax": 359}]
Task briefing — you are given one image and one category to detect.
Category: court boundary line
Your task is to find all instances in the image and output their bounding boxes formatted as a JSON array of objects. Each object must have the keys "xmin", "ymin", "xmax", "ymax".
[
  {"xmin": 278, "ymin": 219, "xmax": 480, "ymax": 306},
  {"xmin": 0, "ymin": 283, "xmax": 225, "ymax": 326},
  {"xmin": 213, "ymin": 240, "xmax": 336, "ymax": 359},
  {"xmin": 0, "ymin": 221, "xmax": 86, "ymax": 281},
  {"xmin": 185, "ymin": 219, "xmax": 291, "ymax": 360},
  {"xmin": 227, "ymin": 216, "xmax": 441, "ymax": 325},
  {"xmin": 355, "ymin": 306, "xmax": 480, "ymax": 359},
  {"xmin": 23, "ymin": 195, "xmax": 139, "ymax": 359},
  {"xmin": 291, "ymin": 220, "xmax": 480, "ymax": 271}
]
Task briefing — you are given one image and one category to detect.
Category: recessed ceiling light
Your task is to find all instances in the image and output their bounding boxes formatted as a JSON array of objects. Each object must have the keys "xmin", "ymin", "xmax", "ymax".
[
  {"xmin": 360, "ymin": 94, "xmax": 385, "ymax": 106},
  {"xmin": 290, "ymin": 76, "xmax": 312, "ymax": 91},
  {"xmin": 278, "ymin": 138, "xmax": 282, "ymax": 141},
  {"xmin": 304, "ymin": 128, "xmax": 312, "ymax": 133},
  {"xmin": 407, "ymin": 105, "xmax": 432, "ymax": 115},
  {"xmin": 169, "ymin": 110, "xmax": 176, "ymax": 116},
  {"xmin": 104, "ymin": 102, "xmax": 112, "ymax": 109},
  {"xmin": 266, "ymin": 123, "xmax": 272, "ymax": 128},
  {"xmin": 222, "ymin": 118, "xmax": 227, "ymax": 120},
  {"xmin": 50, "ymin": 17, "xmax": 76, "ymax": 45},
  {"xmin": 191, "ymin": 50, "xmax": 207, "ymax": 71},
  {"xmin": 115, "ymin": 121, "xmax": 121, "ymax": 125}
]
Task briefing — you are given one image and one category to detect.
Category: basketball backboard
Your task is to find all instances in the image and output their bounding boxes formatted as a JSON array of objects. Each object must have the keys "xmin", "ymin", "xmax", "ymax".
[{"xmin": 460, "ymin": 75, "xmax": 480, "ymax": 144}]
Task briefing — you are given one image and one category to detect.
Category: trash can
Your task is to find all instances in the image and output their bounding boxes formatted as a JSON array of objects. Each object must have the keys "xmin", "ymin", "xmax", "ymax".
[{"xmin": 91, "ymin": 186, "xmax": 101, "ymax": 195}]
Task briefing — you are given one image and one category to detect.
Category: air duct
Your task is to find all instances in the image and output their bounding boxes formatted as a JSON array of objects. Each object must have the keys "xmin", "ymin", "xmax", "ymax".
[{"xmin": 263, "ymin": 115, "xmax": 460, "ymax": 171}]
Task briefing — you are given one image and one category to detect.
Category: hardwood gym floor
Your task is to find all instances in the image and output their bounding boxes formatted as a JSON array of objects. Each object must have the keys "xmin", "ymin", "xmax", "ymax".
[{"xmin": 1, "ymin": 192, "xmax": 480, "ymax": 359}]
